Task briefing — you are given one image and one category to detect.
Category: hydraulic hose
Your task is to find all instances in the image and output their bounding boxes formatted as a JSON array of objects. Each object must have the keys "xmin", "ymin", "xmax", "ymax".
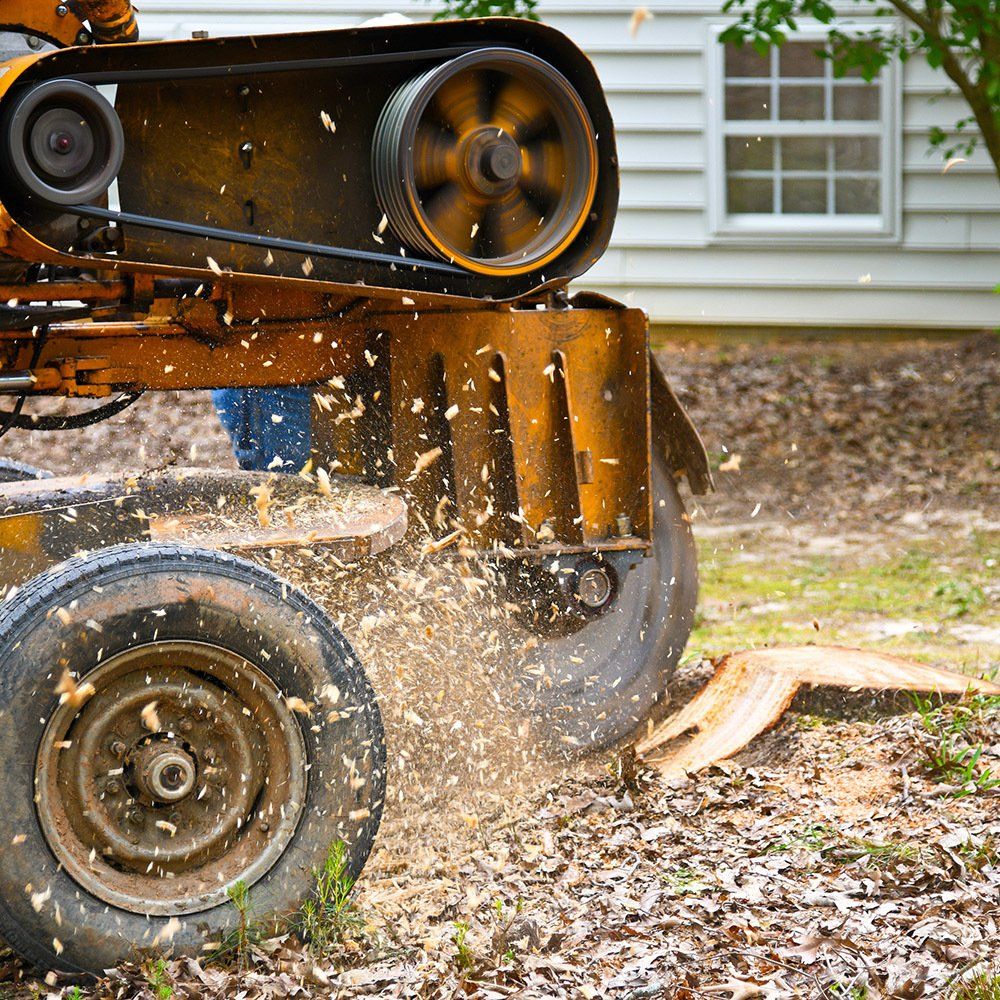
[{"xmin": 77, "ymin": 0, "xmax": 138, "ymax": 44}]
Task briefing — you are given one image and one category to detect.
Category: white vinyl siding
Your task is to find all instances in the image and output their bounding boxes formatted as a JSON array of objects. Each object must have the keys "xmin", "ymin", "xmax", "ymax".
[{"xmin": 138, "ymin": 0, "xmax": 1000, "ymax": 330}]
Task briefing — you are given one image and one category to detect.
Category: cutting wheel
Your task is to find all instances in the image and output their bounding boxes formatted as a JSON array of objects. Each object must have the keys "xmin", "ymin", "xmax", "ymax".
[{"xmin": 373, "ymin": 48, "xmax": 599, "ymax": 275}]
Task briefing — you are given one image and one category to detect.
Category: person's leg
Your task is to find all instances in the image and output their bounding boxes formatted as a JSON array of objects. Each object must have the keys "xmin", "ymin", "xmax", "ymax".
[{"xmin": 211, "ymin": 386, "xmax": 313, "ymax": 472}]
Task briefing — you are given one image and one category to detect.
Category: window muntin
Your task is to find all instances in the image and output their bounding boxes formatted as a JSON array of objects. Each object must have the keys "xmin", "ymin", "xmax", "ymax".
[{"xmin": 717, "ymin": 35, "xmax": 892, "ymax": 229}]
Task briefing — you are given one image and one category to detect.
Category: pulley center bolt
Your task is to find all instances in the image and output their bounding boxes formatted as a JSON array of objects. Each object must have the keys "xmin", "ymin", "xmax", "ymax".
[
  {"xmin": 138, "ymin": 749, "xmax": 197, "ymax": 803},
  {"xmin": 50, "ymin": 132, "xmax": 74, "ymax": 154},
  {"xmin": 482, "ymin": 142, "xmax": 520, "ymax": 183},
  {"xmin": 577, "ymin": 566, "xmax": 613, "ymax": 609}
]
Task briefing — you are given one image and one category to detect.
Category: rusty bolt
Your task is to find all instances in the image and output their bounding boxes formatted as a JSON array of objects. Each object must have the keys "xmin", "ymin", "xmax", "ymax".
[
  {"xmin": 126, "ymin": 807, "xmax": 145, "ymax": 826},
  {"xmin": 179, "ymin": 718, "xmax": 193, "ymax": 734},
  {"xmin": 105, "ymin": 778, "xmax": 122, "ymax": 795},
  {"xmin": 75, "ymin": 30, "xmax": 91, "ymax": 44},
  {"xmin": 259, "ymin": 821, "xmax": 270, "ymax": 833},
  {"xmin": 110, "ymin": 739, "xmax": 127, "ymax": 756},
  {"xmin": 614, "ymin": 513, "xmax": 633, "ymax": 538}
]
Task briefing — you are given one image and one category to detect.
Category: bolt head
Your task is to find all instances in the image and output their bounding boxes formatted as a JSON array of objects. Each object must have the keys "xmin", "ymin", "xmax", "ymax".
[
  {"xmin": 105, "ymin": 779, "xmax": 122, "ymax": 795},
  {"xmin": 110, "ymin": 740, "xmax": 127, "ymax": 756},
  {"xmin": 179, "ymin": 718, "xmax": 193, "ymax": 733},
  {"xmin": 55, "ymin": 4, "xmax": 68, "ymax": 15}
]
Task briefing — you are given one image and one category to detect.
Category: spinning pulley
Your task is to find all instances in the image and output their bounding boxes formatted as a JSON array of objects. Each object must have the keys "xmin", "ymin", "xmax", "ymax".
[{"xmin": 373, "ymin": 48, "xmax": 598, "ymax": 275}]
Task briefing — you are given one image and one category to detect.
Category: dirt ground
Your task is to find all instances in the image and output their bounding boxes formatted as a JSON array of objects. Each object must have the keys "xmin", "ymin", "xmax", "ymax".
[{"xmin": 1, "ymin": 334, "xmax": 997, "ymax": 998}]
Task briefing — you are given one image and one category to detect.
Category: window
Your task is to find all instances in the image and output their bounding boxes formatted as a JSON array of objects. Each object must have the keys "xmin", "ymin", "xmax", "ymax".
[{"xmin": 709, "ymin": 27, "xmax": 898, "ymax": 239}]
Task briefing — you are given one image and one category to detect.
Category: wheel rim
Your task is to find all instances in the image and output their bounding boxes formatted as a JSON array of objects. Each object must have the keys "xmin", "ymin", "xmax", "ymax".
[
  {"xmin": 35, "ymin": 642, "xmax": 307, "ymax": 916},
  {"xmin": 373, "ymin": 48, "xmax": 598, "ymax": 276}
]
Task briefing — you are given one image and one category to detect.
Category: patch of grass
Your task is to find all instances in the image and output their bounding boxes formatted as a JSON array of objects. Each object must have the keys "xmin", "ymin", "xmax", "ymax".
[
  {"xmin": 910, "ymin": 693, "xmax": 1000, "ymax": 798},
  {"xmin": 660, "ymin": 866, "xmax": 711, "ymax": 894},
  {"xmin": 935, "ymin": 579, "xmax": 986, "ymax": 618},
  {"xmin": 299, "ymin": 840, "xmax": 365, "ymax": 957},
  {"xmin": 452, "ymin": 920, "xmax": 476, "ymax": 976},
  {"xmin": 764, "ymin": 823, "xmax": 921, "ymax": 867},
  {"xmin": 145, "ymin": 958, "xmax": 174, "ymax": 1000},
  {"xmin": 829, "ymin": 984, "xmax": 869, "ymax": 1000},
  {"xmin": 952, "ymin": 972, "xmax": 1000, "ymax": 1000},
  {"xmin": 764, "ymin": 822, "xmax": 835, "ymax": 854},
  {"xmin": 689, "ymin": 531, "xmax": 1000, "ymax": 673}
]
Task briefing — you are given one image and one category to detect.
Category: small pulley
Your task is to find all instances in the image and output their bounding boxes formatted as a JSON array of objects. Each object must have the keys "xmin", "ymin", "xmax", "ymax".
[
  {"xmin": 373, "ymin": 47, "xmax": 599, "ymax": 276},
  {"xmin": 0, "ymin": 78, "xmax": 124, "ymax": 206}
]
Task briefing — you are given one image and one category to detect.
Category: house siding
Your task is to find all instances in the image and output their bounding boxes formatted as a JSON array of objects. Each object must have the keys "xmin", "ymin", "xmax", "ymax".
[{"xmin": 138, "ymin": 0, "xmax": 1000, "ymax": 329}]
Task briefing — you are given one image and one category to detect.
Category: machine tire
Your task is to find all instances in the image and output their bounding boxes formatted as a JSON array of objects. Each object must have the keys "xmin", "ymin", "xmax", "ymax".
[
  {"xmin": 0, "ymin": 543, "xmax": 385, "ymax": 974},
  {"xmin": 0, "ymin": 458, "xmax": 52, "ymax": 483},
  {"xmin": 523, "ymin": 445, "xmax": 698, "ymax": 749}
]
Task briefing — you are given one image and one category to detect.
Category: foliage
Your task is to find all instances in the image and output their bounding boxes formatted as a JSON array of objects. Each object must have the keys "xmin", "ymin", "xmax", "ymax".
[
  {"xmin": 432, "ymin": 0, "xmax": 540, "ymax": 20},
  {"xmin": 145, "ymin": 959, "xmax": 174, "ymax": 1000},
  {"xmin": 910, "ymin": 692, "xmax": 1000, "ymax": 797},
  {"xmin": 452, "ymin": 920, "xmax": 476, "ymax": 975},
  {"xmin": 717, "ymin": 0, "xmax": 1000, "ymax": 180},
  {"xmin": 299, "ymin": 840, "xmax": 365, "ymax": 956},
  {"xmin": 211, "ymin": 880, "xmax": 262, "ymax": 970},
  {"xmin": 952, "ymin": 972, "xmax": 1000, "ymax": 1000}
]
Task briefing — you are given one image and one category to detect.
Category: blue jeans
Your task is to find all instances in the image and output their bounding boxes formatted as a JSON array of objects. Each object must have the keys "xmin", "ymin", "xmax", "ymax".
[{"xmin": 211, "ymin": 386, "xmax": 312, "ymax": 472}]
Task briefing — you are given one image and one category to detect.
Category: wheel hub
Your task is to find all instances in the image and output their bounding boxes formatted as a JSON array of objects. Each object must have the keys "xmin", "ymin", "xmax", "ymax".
[
  {"xmin": 35, "ymin": 642, "xmax": 307, "ymax": 916},
  {"xmin": 129, "ymin": 741, "xmax": 197, "ymax": 803}
]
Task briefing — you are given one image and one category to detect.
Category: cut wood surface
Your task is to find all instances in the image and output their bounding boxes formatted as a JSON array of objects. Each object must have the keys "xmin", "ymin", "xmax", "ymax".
[{"xmin": 636, "ymin": 646, "xmax": 1000, "ymax": 778}]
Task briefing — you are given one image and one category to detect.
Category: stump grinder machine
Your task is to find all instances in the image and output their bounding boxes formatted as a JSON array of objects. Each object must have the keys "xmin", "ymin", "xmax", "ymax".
[{"xmin": 0, "ymin": 0, "xmax": 711, "ymax": 973}]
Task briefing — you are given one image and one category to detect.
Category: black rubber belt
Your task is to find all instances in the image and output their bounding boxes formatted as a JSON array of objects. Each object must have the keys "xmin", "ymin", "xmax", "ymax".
[{"xmin": 65, "ymin": 204, "xmax": 466, "ymax": 276}]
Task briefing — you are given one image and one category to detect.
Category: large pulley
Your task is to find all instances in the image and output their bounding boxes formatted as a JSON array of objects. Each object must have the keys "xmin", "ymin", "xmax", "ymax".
[{"xmin": 373, "ymin": 48, "xmax": 599, "ymax": 276}]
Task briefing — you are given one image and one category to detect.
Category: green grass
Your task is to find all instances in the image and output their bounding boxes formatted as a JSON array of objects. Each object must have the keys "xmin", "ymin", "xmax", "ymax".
[
  {"xmin": 299, "ymin": 840, "xmax": 365, "ymax": 957},
  {"xmin": 145, "ymin": 958, "xmax": 174, "ymax": 1000},
  {"xmin": 953, "ymin": 972, "xmax": 1000, "ymax": 1000},
  {"xmin": 910, "ymin": 692, "xmax": 1000, "ymax": 797},
  {"xmin": 688, "ymin": 530, "xmax": 999, "ymax": 676}
]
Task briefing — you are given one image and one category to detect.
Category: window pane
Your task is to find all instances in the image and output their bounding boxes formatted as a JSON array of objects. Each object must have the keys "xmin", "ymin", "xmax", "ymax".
[
  {"xmin": 726, "ymin": 43, "xmax": 770, "ymax": 78},
  {"xmin": 834, "ymin": 137, "xmax": 880, "ymax": 171},
  {"xmin": 726, "ymin": 84, "xmax": 771, "ymax": 120},
  {"xmin": 779, "ymin": 85, "xmax": 824, "ymax": 121},
  {"xmin": 726, "ymin": 136, "xmax": 774, "ymax": 170},
  {"xmin": 782, "ymin": 137, "xmax": 828, "ymax": 171},
  {"xmin": 836, "ymin": 177, "xmax": 880, "ymax": 213},
  {"xmin": 728, "ymin": 177, "xmax": 773, "ymax": 213},
  {"xmin": 779, "ymin": 41, "xmax": 825, "ymax": 78},
  {"xmin": 833, "ymin": 84, "xmax": 880, "ymax": 120},
  {"xmin": 783, "ymin": 178, "xmax": 826, "ymax": 213}
]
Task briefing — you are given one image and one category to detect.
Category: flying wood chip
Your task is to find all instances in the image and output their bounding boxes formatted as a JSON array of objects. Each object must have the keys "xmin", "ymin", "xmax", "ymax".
[{"xmin": 636, "ymin": 646, "xmax": 1000, "ymax": 778}]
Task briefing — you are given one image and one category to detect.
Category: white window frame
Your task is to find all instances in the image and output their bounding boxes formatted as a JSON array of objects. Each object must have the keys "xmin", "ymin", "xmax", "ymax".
[{"xmin": 706, "ymin": 20, "xmax": 901, "ymax": 244}]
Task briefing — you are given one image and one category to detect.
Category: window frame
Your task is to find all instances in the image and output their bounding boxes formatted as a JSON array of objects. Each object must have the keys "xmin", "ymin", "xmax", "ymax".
[{"xmin": 706, "ymin": 20, "xmax": 902, "ymax": 244}]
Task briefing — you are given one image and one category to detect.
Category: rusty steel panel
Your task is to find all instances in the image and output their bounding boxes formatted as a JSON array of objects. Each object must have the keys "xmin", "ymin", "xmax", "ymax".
[{"xmin": 312, "ymin": 303, "xmax": 652, "ymax": 551}]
